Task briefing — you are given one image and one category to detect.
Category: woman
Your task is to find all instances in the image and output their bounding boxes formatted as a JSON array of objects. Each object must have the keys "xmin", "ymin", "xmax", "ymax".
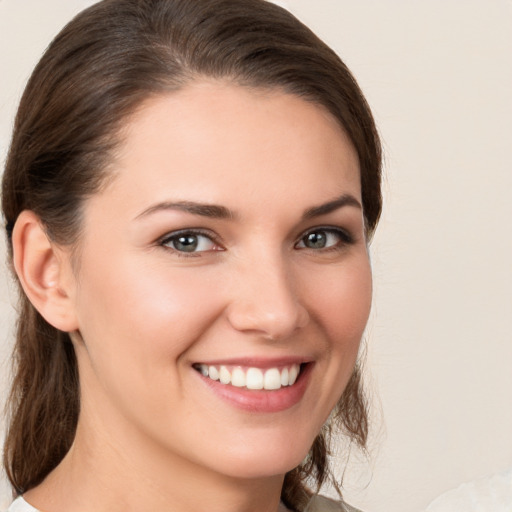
[{"xmin": 1, "ymin": 0, "xmax": 382, "ymax": 511}]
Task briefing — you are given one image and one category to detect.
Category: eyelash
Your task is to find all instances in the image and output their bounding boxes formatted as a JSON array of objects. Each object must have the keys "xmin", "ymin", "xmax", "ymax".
[{"xmin": 158, "ymin": 226, "xmax": 354, "ymax": 257}]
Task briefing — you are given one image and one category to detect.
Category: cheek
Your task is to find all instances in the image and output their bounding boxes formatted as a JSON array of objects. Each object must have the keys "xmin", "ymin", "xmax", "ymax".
[
  {"xmin": 306, "ymin": 255, "xmax": 372, "ymax": 354},
  {"xmin": 73, "ymin": 254, "xmax": 224, "ymax": 381},
  {"xmin": 72, "ymin": 255, "xmax": 230, "ymax": 431}
]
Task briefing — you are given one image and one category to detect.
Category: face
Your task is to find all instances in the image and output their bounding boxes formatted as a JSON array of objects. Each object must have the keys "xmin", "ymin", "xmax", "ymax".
[{"xmin": 67, "ymin": 82, "xmax": 372, "ymax": 481}]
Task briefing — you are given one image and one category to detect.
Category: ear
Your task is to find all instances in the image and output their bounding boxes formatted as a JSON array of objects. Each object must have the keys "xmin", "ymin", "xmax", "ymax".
[{"xmin": 12, "ymin": 210, "xmax": 79, "ymax": 332}]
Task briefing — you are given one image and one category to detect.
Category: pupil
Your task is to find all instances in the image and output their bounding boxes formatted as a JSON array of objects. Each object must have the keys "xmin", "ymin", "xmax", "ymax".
[
  {"xmin": 306, "ymin": 232, "xmax": 326, "ymax": 248},
  {"xmin": 175, "ymin": 235, "xmax": 198, "ymax": 252}
]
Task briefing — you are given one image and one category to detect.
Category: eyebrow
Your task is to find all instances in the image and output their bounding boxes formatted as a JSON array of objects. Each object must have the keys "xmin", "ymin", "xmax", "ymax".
[
  {"xmin": 134, "ymin": 194, "xmax": 361, "ymax": 222},
  {"xmin": 301, "ymin": 194, "xmax": 362, "ymax": 220},
  {"xmin": 135, "ymin": 201, "xmax": 235, "ymax": 221}
]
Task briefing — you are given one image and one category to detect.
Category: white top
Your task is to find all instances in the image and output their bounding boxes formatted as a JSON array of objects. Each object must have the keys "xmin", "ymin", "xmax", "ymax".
[
  {"xmin": 426, "ymin": 467, "xmax": 512, "ymax": 512},
  {"xmin": 5, "ymin": 497, "xmax": 38, "ymax": 512},
  {"xmin": 6, "ymin": 494, "xmax": 358, "ymax": 512}
]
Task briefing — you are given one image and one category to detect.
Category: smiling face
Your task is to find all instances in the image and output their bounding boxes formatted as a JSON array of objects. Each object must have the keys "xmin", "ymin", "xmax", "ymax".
[{"xmin": 66, "ymin": 82, "xmax": 372, "ymax": 482}]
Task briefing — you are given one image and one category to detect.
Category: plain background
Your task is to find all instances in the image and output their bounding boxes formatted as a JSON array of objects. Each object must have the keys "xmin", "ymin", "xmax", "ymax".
[{"xmin": 0, "ymin": 1, "xmax": 511, "ymax": 511}]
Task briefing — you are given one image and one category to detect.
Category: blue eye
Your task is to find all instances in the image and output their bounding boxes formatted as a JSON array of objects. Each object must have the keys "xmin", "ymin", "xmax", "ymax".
[
  {"xmin": 160, "ymin": 231, "xmax": 219, "ymax": 253},
  {"xmin": 296, "ymin": 228, "xmax": 352, "ymax": 250}
]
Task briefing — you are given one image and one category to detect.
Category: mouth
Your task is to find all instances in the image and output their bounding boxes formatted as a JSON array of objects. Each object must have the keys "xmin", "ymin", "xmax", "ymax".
[
  {"xmin": 192, "ymin": 360, "xmax": 313, "ymax": 413},
  {"xmin": 192, "ymin": 363, "xmax": 304, "ymax": 391}
]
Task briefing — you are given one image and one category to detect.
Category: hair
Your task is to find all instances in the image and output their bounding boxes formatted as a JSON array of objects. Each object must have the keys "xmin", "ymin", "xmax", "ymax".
[{"xmin": 1, "ymin": 0, "xmax": 382, "ymax": 510}]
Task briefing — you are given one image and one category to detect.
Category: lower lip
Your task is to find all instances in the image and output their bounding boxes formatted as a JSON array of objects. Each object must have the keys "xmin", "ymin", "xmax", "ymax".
[{"xmin": 196, "ymin": 363, "xmax": 313, "ymax": 413}]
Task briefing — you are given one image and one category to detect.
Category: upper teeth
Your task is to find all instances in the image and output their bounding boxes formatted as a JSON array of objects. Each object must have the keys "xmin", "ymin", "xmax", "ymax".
[{"xmin": 196, "ymin": 364, "xmax": 301, "ymax": 390}]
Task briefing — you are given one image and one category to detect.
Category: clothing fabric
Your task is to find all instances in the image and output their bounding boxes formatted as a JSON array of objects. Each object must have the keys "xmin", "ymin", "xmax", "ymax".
[
  {"xmin": 425, "ymin": 467, "xmax": 512, "ymax": 512},
  {"xmin": 306, "ymin": 494, "xmax": 362, "ymax": 512},
  {"xmin": 5, "ymin": 497, "xmax": 38, "ymax": 512},
  {"xmin": 6, "ymin": 494, "xmax": 362, "ymax": 512}
]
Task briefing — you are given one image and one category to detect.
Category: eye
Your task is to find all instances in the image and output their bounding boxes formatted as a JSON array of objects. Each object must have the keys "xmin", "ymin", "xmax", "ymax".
[
  {"xmin": 295, "ymin": 227, "xmax": 353, "ymax": 250},
  {"xmin": 160, "ymin": 230, "xmax": 221, "ymax": 254}
]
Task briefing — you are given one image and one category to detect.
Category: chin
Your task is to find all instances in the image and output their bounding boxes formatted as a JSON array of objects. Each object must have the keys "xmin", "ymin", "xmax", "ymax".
[{"xmin": 209, "ymin": 439, "xmax": 311, "ymax": 480}]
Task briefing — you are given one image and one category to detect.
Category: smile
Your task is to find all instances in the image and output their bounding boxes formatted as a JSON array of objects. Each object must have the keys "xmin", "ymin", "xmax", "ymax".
[{"xmin": 193, "ymin": 363, "xmax": 302, "ymax": 390}]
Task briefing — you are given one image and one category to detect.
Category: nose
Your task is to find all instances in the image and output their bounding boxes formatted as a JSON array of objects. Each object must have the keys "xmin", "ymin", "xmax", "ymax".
[{"xmin": 226, "ymin": 255, "xmax": 309, "ymax": 341}]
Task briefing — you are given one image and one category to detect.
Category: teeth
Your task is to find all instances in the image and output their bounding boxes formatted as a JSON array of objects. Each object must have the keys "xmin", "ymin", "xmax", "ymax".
[
  {"xmin": 208, "ymin": 366, "xmax": 219, "ymax": 380},
  {"xmin": 195, "ymin": 363, "xmax": 302, "ymax": 390},
  {"xmin": 231, "ymin": 367, "xmax": 246, "ymax": 387},
  {"xmin": 264, "ymin": 368, "xmax": 281, "ymax": 390},
  {"xmin": 289, "ymin": 364, "xmax": 299, "ymax": 385},
  {"xmin": 246, "ymin": 368, "xmax": 264, "ymax": 390},
  {"xmin": 280, "ymin": 367, "xmax": 289, "ymax": 387},
  {"xmin": 219, "ymin": 366, "xmax": 231, "ymax": 384}
]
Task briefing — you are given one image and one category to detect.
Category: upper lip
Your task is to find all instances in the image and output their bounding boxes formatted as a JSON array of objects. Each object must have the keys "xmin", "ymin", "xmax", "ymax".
[{"xmin": 192, "ymin": 356, "xmax": 313, "ymax": 369}]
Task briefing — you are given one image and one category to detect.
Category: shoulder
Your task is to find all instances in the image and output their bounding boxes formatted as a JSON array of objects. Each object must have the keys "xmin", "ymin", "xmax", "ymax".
[
  {"xmin": 4, "ymin": 497, "xmax": 39, "ymax": 512},
  {"xmin": 305, "ymin": 494, "xmax": 364, "ymax": 512}
]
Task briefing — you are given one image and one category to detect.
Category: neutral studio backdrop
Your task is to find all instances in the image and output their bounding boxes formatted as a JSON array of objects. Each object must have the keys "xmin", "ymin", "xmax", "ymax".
[{"xmin": 1, "ymin": 1, "xmax": 511, "ymax": 511}]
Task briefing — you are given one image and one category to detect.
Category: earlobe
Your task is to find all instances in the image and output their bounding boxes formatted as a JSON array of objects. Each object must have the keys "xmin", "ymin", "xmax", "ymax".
[{"xmin": 12, "ymin": 210, "xmax": 79, "ymax": 332}]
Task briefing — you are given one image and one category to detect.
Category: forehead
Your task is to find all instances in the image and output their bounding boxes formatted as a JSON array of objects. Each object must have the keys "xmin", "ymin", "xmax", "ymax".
[{"xmin": 96, "ymin": 81, "xmax": 361, "ymax": 216}]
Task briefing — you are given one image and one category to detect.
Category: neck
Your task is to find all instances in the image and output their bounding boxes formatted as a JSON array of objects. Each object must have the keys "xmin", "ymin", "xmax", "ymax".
[{"xmin": 25, "ymin": 409, "xmax": 285, "ymax": 512}]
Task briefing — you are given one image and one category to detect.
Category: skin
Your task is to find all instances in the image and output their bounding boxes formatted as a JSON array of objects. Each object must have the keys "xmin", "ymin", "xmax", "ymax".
[{"xmin": 19, "ymin": 82, "xmax": 372, "ymax": 512}]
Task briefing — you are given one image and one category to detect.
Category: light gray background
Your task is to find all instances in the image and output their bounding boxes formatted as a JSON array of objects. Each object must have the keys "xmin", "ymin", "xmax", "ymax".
[{"xmin": 1, "ymin": 1, "xmax": 511, "ymax": 511}]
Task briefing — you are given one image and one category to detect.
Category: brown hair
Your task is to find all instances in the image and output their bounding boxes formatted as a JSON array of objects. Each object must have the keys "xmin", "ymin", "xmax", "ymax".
[{"xmin": 1, "ymin": 0, "xmax": 381, "ymax": 509}]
